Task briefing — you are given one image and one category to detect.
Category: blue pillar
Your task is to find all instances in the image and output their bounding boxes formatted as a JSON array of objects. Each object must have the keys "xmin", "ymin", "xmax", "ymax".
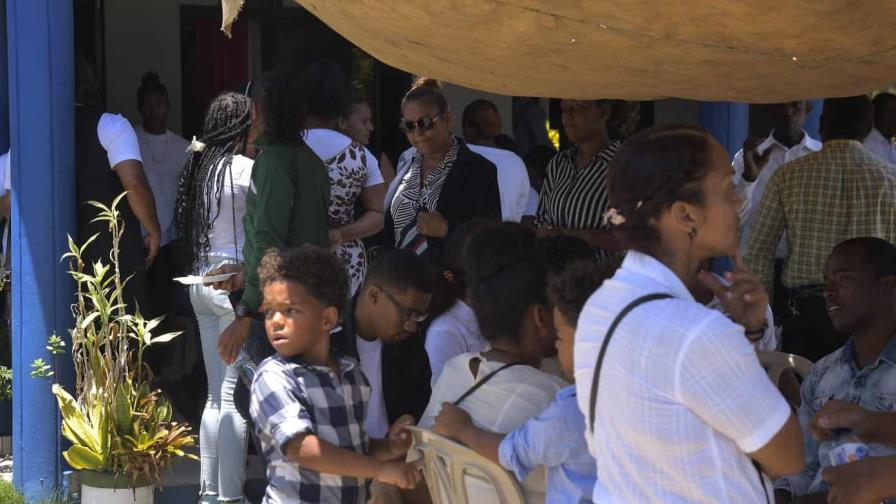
[
  {"xmin": 699, "ymin": 101, "xmax": 750, "ymax": 158},
  {"xmin": 0, "ymin": 0, "xmax": 8, "ymax": 153},
  {"xmin": 804, "ymin": 99, "xmax": 823, "ymax": 141},
  {"xmin": 8, "ymin": 0, "xmax": 75, "ymax": 499}
]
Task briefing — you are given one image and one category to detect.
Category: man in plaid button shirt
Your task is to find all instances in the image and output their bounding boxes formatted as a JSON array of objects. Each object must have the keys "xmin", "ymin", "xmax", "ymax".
[
  {"xmin": 746, "ymin": 95, "xmax": 896, "ymax": 362},
  {"xmin": 249, "ymin": 246, "xmax": 421, "ymax": 504}
]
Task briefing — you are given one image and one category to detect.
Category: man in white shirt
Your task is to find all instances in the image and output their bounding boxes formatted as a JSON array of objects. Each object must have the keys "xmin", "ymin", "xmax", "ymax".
[
  {"xmin": 864, "ymin": 92, "xmax": 896, "ymax": 167},
  {"xmin": 331, "ymin": 250, "xmax": 434, "ymax": 438},
  {"xmin": 462, "ymin": 99, "xmax": 531, "ymax": 222},
  {"xmin": 732, "ymin": 101, "xmax": 822, "ymax": 255}
]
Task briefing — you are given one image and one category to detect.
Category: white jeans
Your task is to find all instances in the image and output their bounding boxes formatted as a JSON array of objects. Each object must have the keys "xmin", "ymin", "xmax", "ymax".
[{"xmin": 190, "ymin": 258, "xmax": 248, "ymax": 502}]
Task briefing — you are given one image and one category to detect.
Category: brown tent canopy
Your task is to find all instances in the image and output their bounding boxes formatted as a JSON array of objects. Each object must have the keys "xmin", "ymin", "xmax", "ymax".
[{"xmin": 222, "ymin": 0, "xmax": 896, "ymax": 103}]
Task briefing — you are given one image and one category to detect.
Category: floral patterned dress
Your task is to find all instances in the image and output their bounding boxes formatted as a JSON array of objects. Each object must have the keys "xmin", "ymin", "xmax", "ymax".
[{"xmin": 325, "ymin": 142, "xmax": 371, "ymax": 296}]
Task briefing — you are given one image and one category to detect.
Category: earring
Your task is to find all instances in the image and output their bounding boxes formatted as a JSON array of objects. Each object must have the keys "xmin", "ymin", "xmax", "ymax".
[{"xmin": 688, "ymin": 227, "xmax": 698, "ymax": 243}]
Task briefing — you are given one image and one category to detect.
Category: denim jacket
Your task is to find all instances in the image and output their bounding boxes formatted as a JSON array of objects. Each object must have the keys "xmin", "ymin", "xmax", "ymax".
[{"xmin": 775, "ymin": 337, "xmax": 896, "ymax": 499}]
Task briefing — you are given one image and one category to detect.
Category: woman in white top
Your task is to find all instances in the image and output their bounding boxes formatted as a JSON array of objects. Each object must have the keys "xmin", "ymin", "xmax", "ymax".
[
  {"xmin": 338, "ymin": 95, "xmax": 397, "ymax": 186},
  {"xmin": 174, "ymin": 92, "xmax": 253, "ymax": 504},
  {"xmin": 423, "ymin": 222, "xmax": 566, "ymax": 501},
  {"xmin": 302, "ymin": 60, "xmax": 385, "ymax": 296},
  {"xmin": 574, "ymin": 125, "xmax": 803, "ymax": 503},
  {"xmin": 424, "ymin": 220, "xmax": 493, "ymax": 386}
]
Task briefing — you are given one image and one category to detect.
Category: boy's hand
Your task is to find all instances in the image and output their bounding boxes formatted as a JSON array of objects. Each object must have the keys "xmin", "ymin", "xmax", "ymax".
[
  {"xmin": 432, "ymin": 403, "xmax": 472, "ymax": 439},
  {"xmin": 374, "ymin": 461, "xmax": 422, "ymax": 489},
  {"xmin": 387, "ymin": 414, "xmax": 415, "ymax": 457}
]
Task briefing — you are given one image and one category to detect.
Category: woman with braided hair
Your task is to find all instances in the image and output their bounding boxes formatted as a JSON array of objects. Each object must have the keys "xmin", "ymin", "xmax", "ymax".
[{"xmin": 175, "ymin": 91, "xmax": 253, "ymax": 504}]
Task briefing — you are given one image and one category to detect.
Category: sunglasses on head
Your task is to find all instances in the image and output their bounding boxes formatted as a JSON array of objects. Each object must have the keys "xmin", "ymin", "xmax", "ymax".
[{"xmin": 399, "ymin": 114, "xmax": 442, "ymax": 134}]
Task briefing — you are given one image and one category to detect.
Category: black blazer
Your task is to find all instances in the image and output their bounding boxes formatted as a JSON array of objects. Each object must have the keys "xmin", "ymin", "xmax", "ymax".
[{"xmin": 385, "ymin": 139, "xmax": 502, "ymax": 268}]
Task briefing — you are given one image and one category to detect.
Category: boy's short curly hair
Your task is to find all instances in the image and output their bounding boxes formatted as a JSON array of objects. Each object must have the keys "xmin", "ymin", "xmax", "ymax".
[
  {"xmin": 258, "ymin": 245, "xmax": 348, "ymax": 311},
  {"xmin": 547, "ymin": 258, "xmax": 621, "ymax": 326}
]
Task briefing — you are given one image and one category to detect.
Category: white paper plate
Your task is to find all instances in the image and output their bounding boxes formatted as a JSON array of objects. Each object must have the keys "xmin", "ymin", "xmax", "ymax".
[{"xmin": 173, "ymin": 272, "xmax": 236, "ymax": 285}]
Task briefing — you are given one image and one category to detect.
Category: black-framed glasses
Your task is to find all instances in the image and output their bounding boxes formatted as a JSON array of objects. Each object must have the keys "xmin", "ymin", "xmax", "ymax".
[
  {"xmin": 377, "ymin": 286, "xmax": 429, "ymax": 327},
  {"xmin": 399, "ymin": 114, "xmax": 442, "ymax": 134}
]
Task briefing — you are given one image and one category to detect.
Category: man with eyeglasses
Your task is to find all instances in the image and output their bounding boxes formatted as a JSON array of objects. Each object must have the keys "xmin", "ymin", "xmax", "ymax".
[{"xmin": 331, "ymin": 249, "xmax": 435, "ymax": 441}]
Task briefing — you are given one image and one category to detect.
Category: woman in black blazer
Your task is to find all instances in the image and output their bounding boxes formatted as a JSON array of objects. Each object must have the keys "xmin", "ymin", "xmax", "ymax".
[{"xmin": 385, "ymin": 78, "xmax": 501, "ymax": 269}]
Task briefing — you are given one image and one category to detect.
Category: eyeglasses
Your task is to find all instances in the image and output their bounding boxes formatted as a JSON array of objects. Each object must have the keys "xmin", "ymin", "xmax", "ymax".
[
  {"xmin": 399, "ymin": 114, "xmax": 442, "ymax": 134},
  {"xmin": 377, "ymin": 286, "xmax": 429, "ymax": 327}
]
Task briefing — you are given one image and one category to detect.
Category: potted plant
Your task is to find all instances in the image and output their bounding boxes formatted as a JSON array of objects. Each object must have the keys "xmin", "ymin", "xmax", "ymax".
[{"xmin": 33, "ymin": 195, "xmax": 197, "ymax": 504}]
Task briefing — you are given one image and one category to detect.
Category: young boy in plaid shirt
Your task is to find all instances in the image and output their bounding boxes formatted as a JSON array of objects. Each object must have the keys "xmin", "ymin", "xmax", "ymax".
[{"xmin": 249, "ymin": 245, "xmax": 421, "ymax": 504}]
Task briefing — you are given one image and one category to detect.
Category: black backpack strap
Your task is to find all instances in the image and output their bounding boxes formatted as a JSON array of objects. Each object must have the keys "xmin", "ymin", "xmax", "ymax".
[
  {"xmin": 588, "ymin": 293, "xmax": 673, "ymax": 433},
  {"xmin": 453, "ymin": 358, "xmax": 522, "ymax": 406}
]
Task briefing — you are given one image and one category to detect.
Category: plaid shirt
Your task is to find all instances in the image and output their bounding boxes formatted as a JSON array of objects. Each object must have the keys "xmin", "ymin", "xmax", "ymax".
[
  {"xmin": 250, "ymin": 353, "xmax": 371, "ymax": 504},
  {"xmin": 745, "ymin": 140, "xmax": 896, "ymax": 291}
]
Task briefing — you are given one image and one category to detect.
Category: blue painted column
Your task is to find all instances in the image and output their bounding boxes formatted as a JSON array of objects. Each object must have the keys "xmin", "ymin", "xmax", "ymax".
[
  {"xmin": 0, "ymin": 0, "xmax": 8, "ymax": 153},
  {"xmin": 804, "ymin": 99, "xmax": 823, "ymax": 141},
  {"xmin": 699, "ymin": 101, "xmax": 750, "ymax": 158},
  {"xmin": 8, "ymin": 0, "xmax": 75, "ymax": 500}
]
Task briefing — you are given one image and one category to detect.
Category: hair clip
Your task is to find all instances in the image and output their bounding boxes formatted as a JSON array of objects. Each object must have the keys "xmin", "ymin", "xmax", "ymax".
[
  {"xmin": 187, "ymin": 136, "xmax": 207, "ymax": 153},
  {"xmin": 602, "ymin": 208, "xmax": 627, "ymax": 226},
  {"xmin": 442, "ymin": 270, "xmax": 456, "ymax": 284},
  {"xmin": 635, "ymin": 200, "xmax": 643, "ymax": 210}
]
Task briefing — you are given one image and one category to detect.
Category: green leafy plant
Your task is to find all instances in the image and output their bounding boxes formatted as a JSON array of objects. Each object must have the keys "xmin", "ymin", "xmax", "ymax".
[
  {"xmin": 34, "ymin": 194, "xmax": 197, "ymax": 487},
  {"xmin": 0, "ymin": 365, "xmax": 11, "ymax": 400}
]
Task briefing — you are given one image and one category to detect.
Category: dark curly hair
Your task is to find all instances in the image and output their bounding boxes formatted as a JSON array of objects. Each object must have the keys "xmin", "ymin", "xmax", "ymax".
[
  {"xmin": 301, "ymin": 58, "xmax": 347, "ymax": 122},
  {"xmin": 251, "ymin": 67, "xmax": 305, "ymax": 142},
  {"xmin": 548, "ymin": 258, "xmax": 621, "ymax": 325},
  {"xmin": 258, "ymin": 245, "xmax": 349, "ymax": 311},
  {"xmin": 607, "ymin": 125, "xmax": 716, "ymax": 254},
  {"xmin": 537, "ymin": 235, "xmax": 594, "ymax": 277},
  {"xmin": 464, "ymin": 222, "xmax": 547, "ymax": 343}
]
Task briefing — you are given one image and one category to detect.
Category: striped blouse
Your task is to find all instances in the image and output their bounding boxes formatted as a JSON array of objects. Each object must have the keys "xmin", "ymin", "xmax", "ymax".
[
  {"xmin": 390, "ymin": 136, "xmax": 460, "ymax": 248},
  {"xmin": 536, "ymin": 141, "xmax": 621, "ymax": 231}
]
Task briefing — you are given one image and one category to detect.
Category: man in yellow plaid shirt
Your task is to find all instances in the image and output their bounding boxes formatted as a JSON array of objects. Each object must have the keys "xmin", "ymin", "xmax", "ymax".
[{"xmin": 746, "ymin": 95, "xmax": 896, "ymax": 362}]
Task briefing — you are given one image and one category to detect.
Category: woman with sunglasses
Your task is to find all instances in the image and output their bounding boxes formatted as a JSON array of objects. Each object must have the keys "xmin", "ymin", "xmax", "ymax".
[
  {"xmin": 535, "ymin": 99, "xmax": 628, "ymax": 257},
  {"xmin": 385, "ymin": 78, "xmax": 501, "ymax": 269}
]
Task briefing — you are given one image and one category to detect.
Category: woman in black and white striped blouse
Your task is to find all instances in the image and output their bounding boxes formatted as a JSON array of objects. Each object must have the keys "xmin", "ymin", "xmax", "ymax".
[
  {"xmin": 384, "ymin": 78, "xmax": 501, "ymax": 269},
  {"xmin": 536, "ymin": 99, "xmax": 625, "ymax": 256}
]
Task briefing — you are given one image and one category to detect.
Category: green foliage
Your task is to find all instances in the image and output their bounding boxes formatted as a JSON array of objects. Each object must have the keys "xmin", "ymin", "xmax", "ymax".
[
  {"xmin": 0, "ymin": 365, "xmax": 11, "ymax": 401},
  {"xmin": 32, "ymin": 194, "xmax": 196, "ymax": 487},
  {"xmin": 0, "ymin": 479, "xmax": 25, "ymax": 504}
]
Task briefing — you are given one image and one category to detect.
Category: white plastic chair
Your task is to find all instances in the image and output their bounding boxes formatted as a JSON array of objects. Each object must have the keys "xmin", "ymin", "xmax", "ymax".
[
  {"xmin": 758, "ymin": 350, "xmax": 813, "ymax": 383},
  {"xmin": 406, "ymin": 426, "xmax": 525, "ymax": 504}
]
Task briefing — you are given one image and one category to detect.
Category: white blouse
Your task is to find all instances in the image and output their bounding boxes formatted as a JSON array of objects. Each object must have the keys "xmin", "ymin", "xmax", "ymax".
[{"xmin": 574, "ymin": 250, "xmax": 790, "ymax": 503}]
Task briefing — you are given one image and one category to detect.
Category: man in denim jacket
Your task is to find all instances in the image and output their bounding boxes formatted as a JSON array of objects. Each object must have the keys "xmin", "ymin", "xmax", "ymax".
[{"xmin": 775, "ymin": 237, "xmax": 896, "ymax": 503}]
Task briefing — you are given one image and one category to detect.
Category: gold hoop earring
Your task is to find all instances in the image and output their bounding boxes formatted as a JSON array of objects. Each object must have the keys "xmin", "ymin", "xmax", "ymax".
[{"xmin": 688, "ymin": 227, "xmax": 698, "ymax": 243}]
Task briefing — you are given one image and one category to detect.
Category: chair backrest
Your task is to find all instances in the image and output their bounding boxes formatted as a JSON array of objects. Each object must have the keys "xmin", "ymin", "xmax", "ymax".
[
  {"xmin": 758, "ymin": 350, "xmax": 813, "ymax": 383},
  {"xmin": 406, "ymin": 426, "xmax": 525, "ymax": 504}
]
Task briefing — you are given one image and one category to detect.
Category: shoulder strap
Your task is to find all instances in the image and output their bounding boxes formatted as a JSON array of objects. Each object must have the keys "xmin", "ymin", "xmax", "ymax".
[
  {"xmin": 453, "ymin": 358, "xmax": 522, "ymax": 406},
  {"xmin": 588, "ymin": 293, "xmax": 672, "ymax": 432}
]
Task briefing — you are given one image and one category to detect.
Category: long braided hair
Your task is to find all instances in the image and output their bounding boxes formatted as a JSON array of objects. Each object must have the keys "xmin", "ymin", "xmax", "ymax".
[{"xmin": 175, "ymin": 92, "xmax": 251, "ymax": 273}]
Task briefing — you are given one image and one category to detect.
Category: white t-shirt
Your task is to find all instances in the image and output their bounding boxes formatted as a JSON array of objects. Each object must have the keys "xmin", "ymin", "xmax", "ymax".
[
  {"xmin": 304, "ymin": 129, "xmax": 384, "ymax": 187},
  {"xmin": 575, "ymin": 251, "xmax": 791, "ymax": 503},
  {"xmin": 356, "ymin": 336, "xmax": 389, "ymax": 439},
  {"xmin": 864, "ymin": 128, "xmax": 896, "ymax": 167},
  {"xmin": 97, "ymin": 113, "xmax": 142, "ymax": 168},
  {"xmin": 468, "ymin": 144, "xmax": 531, "ymax": 222},
  {"xmin": 205, "ymin": 155, "xmax": 254, "ymax": 262},
  {"xmin": 525, "ymin": 187, "xmax": 538, "ymax": 217},
  {"xmin": 136, "ymin": 126, "xmax": 190, "ymax": 246},
  {"xmin": 419, "ymin": 352, "xmax": 565, "ymax": 501},
  {"xmin": 425, "ymin": 300, "xmax": 488, "ymax": 387}
]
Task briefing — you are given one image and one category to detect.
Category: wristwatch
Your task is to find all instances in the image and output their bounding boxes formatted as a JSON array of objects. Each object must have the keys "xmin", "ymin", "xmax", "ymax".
[{"xmin": 234, "ymin": 302, "xmax": 254, "ymax": 319}]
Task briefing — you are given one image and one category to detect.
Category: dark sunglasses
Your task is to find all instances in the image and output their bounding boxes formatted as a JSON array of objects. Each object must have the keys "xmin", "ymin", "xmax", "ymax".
[{"xmin": 399, "ymin": 114, "xmax": 442, "ymax": 134}]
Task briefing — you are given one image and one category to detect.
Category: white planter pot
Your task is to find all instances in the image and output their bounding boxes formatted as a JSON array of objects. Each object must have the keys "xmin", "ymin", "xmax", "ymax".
[
  {"xmin": 78, "ymin": 471, "xmax": 153, "ymax": 504},
  {"xmin": 81, "ymin": 484, "xmax": 153, "ymax": 504}
]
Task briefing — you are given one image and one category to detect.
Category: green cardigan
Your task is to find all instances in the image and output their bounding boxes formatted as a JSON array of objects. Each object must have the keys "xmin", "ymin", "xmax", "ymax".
[{"xmin": 240, "ymin": 133, "xmax": 331, "ymax": 311}]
